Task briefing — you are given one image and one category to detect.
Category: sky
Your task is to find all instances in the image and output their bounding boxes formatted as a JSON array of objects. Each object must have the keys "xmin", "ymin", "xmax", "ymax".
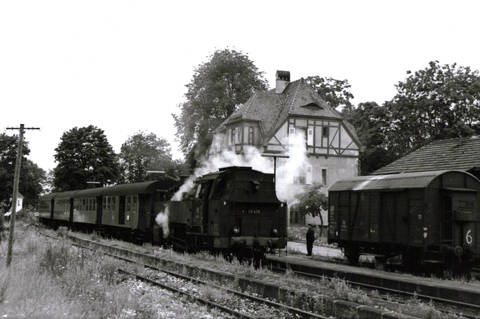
[{"xmin": 1, "ymin": 0, "xmax": 479, "ymax": 173}]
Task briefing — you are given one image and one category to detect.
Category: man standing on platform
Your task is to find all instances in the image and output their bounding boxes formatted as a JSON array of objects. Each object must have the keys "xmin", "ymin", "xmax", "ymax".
[{"xmin": 306, "ymin": 224, "xmax": 315, "ymax": 256}]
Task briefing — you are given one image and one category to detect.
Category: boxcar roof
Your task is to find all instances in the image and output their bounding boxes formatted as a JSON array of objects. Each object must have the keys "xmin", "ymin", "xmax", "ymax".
[{"xmin": 329, "ymin": 170, "xmax": 477, "ymax": 192}]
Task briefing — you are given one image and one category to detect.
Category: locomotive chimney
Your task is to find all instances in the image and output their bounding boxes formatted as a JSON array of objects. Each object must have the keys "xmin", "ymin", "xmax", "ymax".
[{"xmin": 275, "ymin": 70, "xmax": 290, "ymax": 94}]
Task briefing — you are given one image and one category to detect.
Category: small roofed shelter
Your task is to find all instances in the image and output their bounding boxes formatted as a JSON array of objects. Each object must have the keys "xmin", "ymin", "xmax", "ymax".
[
  {"xmin": 373, "ymin": 136, "xmax": 480, "ymax": 179},
  {"xmin": 4, "ymin": 192, "xmax": 24, "ymax": 217}
]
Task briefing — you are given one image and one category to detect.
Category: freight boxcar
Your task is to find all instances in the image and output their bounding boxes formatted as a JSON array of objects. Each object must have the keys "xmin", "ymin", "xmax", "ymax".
[{"xmin": 328, "ymin": 170, "xmax": 480, "ymax": 272}]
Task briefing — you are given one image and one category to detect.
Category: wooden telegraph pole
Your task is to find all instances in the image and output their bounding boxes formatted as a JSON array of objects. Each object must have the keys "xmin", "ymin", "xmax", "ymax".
[{"xmin": 5, "ymin": 124, "xmax": 40, "ymax": 267}]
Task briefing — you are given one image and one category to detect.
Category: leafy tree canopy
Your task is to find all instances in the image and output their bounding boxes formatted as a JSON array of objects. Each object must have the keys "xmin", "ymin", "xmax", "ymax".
[
  {"xmin": 118, "ymin": 131, "xmax": 182, "ymax": 183},
  {"xmin": 19, "ymin": 159, "xmax": 46, "ymax": 208},
  {"xmin": 341, "ymin": 61, "xmax": 480, "ymax": 174},
  {"xmin": 173, "ymin": 48, "xmax": 268, "ymax": 168},
  {"xmin": 305, "ymin": 76, "xmax": 354, "ymax": 112},
  {"xmin": 293, "ymin": 184, "xmax": 328, "ymax": 218},
  {"xmin": 53, "ymin": 125, "xmax": 119, "ymax": 191},
  {"xmin": 342, "ymin": 102, "xmax": 398, "ymax": 175},
  {"xmin": 387, "ymin": 60, "xmax": 480, "ymax": 156},
  {"xmin": 0, "ymin": 133, "xmax": 45, "ymax": 210}
]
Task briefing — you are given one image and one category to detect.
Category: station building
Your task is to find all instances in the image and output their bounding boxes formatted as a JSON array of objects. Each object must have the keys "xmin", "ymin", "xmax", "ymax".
[{"xmin": 209, "ymin": 71, "xmax": 362, "ymax": 227}]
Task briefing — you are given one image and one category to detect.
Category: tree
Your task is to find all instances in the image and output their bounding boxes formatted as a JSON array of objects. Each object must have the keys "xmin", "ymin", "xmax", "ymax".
[
  {"xmin": 118, "ymin": 131, "xmax": 181, "ymax": 183},
  {"xmin": 19, "ymin": 159, "xmax": 46, "ymax": 208},
  {"xmin": 343, "ymin": 102, "xmax": 398, "ymax": 175},
  {"xmin": 53, "ymin": 125, "xmax": 119, "ymax": 191},
  {"xmin": 293, "ymin": 184, "xmax": 328, "ymax": 218},
  {"xmin": 0, "ymin": 134, "xmax": 45, "ymax": 210},
  {"xmin": 387, "ymin": 61, "xmax": 480, "ymax": 156},
  {"xmin": 173, "ymin": 48, "xmax": 268, "ymax": 168},
  {"xmin": 305, "ymin": 76, "xmax": 355, "ymax": 111}
]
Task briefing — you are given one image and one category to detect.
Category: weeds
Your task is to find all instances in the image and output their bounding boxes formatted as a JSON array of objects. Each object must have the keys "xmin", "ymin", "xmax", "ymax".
[
  {"xmin": 0, "ymin": 273, "xmax": 8, "ymax": 304},
  {"xmin": 56, "ymin": 226, "xmax": 69, "ymax": 237},
  {"xmin": 398, "ymin": 293, "xmax": 460, "ymax": 319}
]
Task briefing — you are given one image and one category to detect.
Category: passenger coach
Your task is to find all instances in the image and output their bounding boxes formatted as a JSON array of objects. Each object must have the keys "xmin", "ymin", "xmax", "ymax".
[{"xmin": 38, "ymin": 179, "xmax": 179, "ymax": 242}]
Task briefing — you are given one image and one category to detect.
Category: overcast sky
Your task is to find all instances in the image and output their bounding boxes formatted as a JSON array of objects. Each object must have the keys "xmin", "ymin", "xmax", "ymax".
[{"xmin": 1, "ymin": 0, "xmax": 479, "ymax": 172}]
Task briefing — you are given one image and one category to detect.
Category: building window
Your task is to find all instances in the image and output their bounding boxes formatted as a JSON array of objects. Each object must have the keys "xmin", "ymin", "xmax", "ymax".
[
  {"xmin": 322, "ymin": 126, "xmax": 329, "ymax": 138},
  {"xmin": 288, "ymin": 127, "xmax": 296, "ymax": 144},
  {"xmin": 306, "ymin": 165, "xmax": 313, "ymax": 184},
  {"xmin": 248, "ymin": 127, "xmax": 254, "ymax": 144},
  {"xmin": 322, "ymin": 169, "xmax": 327, "ymax": 185},
  {"xmin": 294, "ymin": 165, "xmax": 312, "ymax": 185},
  {"xmin": 234, "ymin": 127, "xmax": 240, "ymax": 144}
]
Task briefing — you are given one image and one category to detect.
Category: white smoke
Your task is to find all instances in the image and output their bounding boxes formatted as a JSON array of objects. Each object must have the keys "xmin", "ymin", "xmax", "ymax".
[
  {"xmin": 155, "ymin": 207, "xmax": 169, "ymax": 238},
  {"xmin": 172, "ymin": 132, "xmax": 310, "ymax": 204},
  {"xmin": 155, "ymin": 132, "xmax": 310, "ymax": 238},
  {"xmin": 171, "ymin": 146, "xmax": 274, "ymax": 201},
  {"xmin": 275, "ymin": 133, "xmax": 309, "ymax": 203}
]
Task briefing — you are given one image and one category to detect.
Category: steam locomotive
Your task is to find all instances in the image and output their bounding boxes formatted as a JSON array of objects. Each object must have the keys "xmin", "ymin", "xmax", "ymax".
[
  {"xmin": 38, "ymin": 166, "xmax": 287, "ymax": 259},
  {"xmin": 328, "ymin": 170, "xmax": 480, "ymax": 273}
]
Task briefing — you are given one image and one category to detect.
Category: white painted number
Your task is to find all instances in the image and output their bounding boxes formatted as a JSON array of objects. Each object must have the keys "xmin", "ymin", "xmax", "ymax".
[{"xmin": 466, "ymin": 229, "xmax": 473, "ymax": 245}]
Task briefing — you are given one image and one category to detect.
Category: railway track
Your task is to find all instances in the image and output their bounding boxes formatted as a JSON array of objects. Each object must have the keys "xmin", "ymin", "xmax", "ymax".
[
  {"xmin": 267, "ymin": 255, "xmax": 480, "ymax": 319},
  {"xmin": 85, "ymin": 245, "xmax": 327, "ymax": 318},
  {"xmin": 36, "ymin": 227, "xmax": 326, "ymax": 318},
  {"xmin": 37, "ymin": 226, "xmax": 480, "ymax": 318}
]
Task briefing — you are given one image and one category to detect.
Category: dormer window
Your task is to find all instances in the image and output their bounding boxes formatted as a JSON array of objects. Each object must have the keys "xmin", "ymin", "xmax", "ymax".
[{"xmin": 301, "ymin": 102, "xmax": 323, "ymax": 110}]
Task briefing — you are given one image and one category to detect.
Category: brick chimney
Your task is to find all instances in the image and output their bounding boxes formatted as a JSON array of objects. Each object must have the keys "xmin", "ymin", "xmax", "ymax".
[{"xmin": 275, "ymin": 70, "xmax": 290, "ymax": 94}]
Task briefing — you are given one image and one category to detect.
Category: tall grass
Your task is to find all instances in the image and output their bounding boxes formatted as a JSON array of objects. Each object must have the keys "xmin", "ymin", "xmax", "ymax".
[{"xmin": 0, "ymin": 224, "xmax": 227, "ymax": 318}]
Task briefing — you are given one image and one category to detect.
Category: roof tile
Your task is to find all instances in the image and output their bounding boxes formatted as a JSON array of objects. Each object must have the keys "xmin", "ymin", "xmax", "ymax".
[{"xmin": 373, "ymin": 136, "xmax": 480, "ymax": 175}]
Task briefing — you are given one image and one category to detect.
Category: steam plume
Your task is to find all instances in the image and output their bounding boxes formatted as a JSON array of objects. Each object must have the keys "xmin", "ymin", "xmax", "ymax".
[{"xmin": 155, "ymin": 207, "xmax": 169, "ymax": 238}]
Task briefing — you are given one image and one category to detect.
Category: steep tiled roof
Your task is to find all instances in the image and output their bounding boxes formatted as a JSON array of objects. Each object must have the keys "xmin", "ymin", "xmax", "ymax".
[
  {"xmin": 373, "ymin": 136, "xmax": 480, "ymax": 175},
  {"xmin": 219, "ymin": 78, "xmax": 345, "ymax": 142}
]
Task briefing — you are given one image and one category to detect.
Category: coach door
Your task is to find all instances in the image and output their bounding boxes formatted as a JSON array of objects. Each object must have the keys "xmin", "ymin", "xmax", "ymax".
[{"xmin": 119, "ymin": 196, "xmax": 126, "ymax": 225}]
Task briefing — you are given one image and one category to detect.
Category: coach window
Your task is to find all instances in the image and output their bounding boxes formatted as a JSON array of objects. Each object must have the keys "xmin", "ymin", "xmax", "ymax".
[
  {"xmin": 132, "ymin": 196, "xmax": 137, "ymax": 213},
  {"xmin": 126, "ymin": 196, "xmax": 131, "ymax": 212}
]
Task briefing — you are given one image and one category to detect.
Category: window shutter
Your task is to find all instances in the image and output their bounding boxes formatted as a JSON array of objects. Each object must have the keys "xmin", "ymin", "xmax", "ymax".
[
  {"xmin": 306, "ymin": 165, "xmax": 313, "ymax": 184},
  {"xmin": 307, "ymin": 127, "xmax": 314, "ymax": 146}
]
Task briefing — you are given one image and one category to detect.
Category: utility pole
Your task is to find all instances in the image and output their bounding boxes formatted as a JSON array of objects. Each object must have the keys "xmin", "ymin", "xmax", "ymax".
[{"xmin": 5, "ymin": 124, "xmax": 40, "ymax": 267}]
